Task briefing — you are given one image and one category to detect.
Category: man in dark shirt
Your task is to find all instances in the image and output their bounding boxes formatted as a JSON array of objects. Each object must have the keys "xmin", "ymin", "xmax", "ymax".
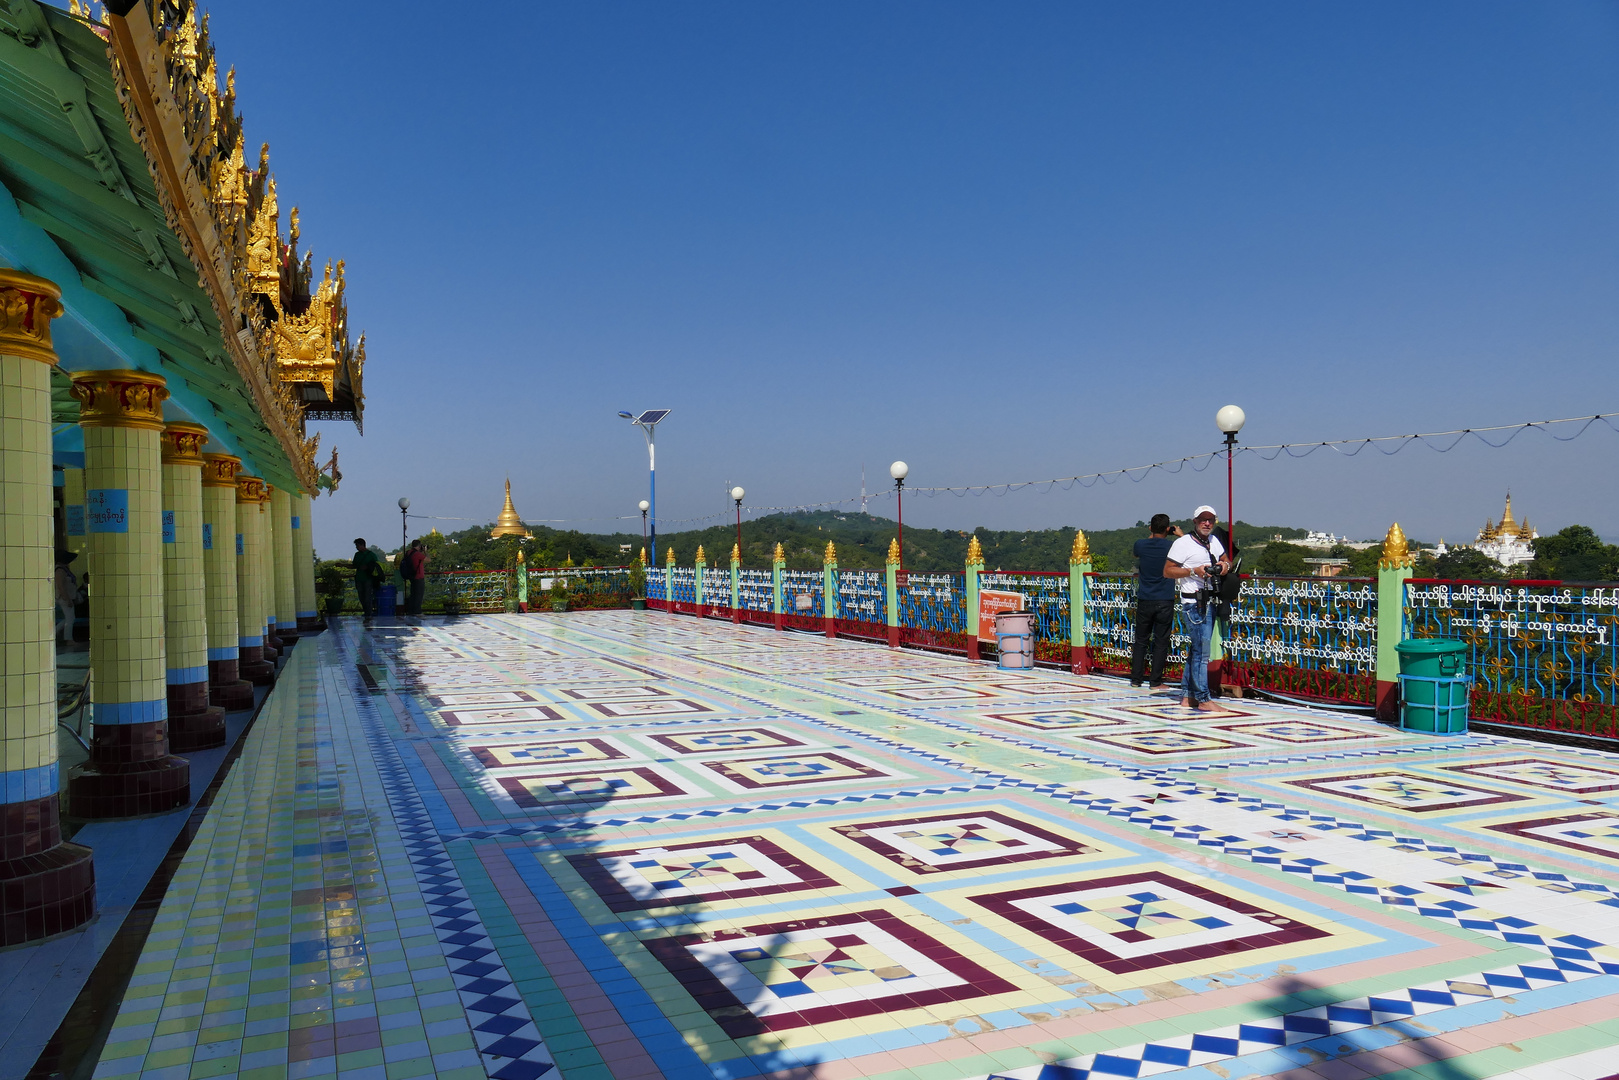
[{"xmin": 1130, "ymin": 514, "xmax": 1179, "ymax": 687}]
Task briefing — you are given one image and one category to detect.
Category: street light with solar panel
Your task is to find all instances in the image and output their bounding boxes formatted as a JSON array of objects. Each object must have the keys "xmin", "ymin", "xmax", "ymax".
[{"xmin": 619, "ymin": 410, "xmax": 671, "ymax": 566}]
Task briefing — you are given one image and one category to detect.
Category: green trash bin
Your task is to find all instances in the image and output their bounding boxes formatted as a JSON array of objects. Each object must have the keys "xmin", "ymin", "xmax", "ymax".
[{"xmin": 1395, "ymin": 638, "xmax": 1470, "ymax": 733}]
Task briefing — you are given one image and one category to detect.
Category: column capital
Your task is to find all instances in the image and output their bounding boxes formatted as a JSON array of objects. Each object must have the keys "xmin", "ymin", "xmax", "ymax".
[
  {"xmin": 235, "ymin": 474, "xmax": 266, "ymax": 504},
  {"xmin": 0, "ymin": 269, "xmax": 64, "ymax": 365},
  {"xmin": 161, "ymin": 421, "xmax": 210, "ymax": 465},
  {"xmin": 201, "ymin": 453, "xmax": 242, "ymax": 487},
  {"xmin": 72, "ymin": 369, "xmax": 168, "ymax": 429}
]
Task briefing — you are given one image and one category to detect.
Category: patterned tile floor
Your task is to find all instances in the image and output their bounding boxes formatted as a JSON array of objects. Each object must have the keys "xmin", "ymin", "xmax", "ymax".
[{"xmin": 89, "ymin": 613, "xmax": 1619, "ymax": 1080}]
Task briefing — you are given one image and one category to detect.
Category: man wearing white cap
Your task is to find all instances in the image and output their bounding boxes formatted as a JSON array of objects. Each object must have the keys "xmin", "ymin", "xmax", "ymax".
[{"xmin": 1164, "ymin": 505, "xmax": 1230, "ymax": 711}]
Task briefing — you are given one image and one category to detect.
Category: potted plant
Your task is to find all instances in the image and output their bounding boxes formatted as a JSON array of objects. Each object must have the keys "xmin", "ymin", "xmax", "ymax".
[
  {"xmin": 317, "ymin": 566, "xmax": 348, "ymax": 618},
  {"xmin": 628, "ymin": 559, "xmax": 647, "ymax": 611},
  {"xmin": 550, "ymin": 573, "xmax": 569, "ymax": 613}
]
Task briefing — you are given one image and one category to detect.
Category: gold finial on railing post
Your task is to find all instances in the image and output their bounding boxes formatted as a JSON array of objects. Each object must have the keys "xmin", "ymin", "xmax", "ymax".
[
  {"xmin": 665, "ymin": 546, "xmax": 676, "ymax": 566},
  {"xmin": 1070, "ymin": 530, "xmax": 1091, "ymax": 564},
  {"xmin": 731, "ymin": 543, "xmax": 740, "ymax": 564},
  {"xmin": 824, "ymin": 541, "xmax": 837, "ymax": 565},
  {"xmin": 695, "ymin": 545, "xmax": 705, "ymax": 564},
  {"xmin": 886, "ymin": 538, "xmax": 901, "ymax": 565},
  {"xmin": 773, "ymin": 542, "xmax": 785, "ymax": 563},
  {"xmin": 638, "ymin": 547, "xmax": 647, "ymax": 565},
  {"xmin": 966, "ymin": 535, "xmax": 984, "ymax": 568},
  {"xmin": 1380, "ymin": 523, "xmax": 1414, "ymax": 570}
]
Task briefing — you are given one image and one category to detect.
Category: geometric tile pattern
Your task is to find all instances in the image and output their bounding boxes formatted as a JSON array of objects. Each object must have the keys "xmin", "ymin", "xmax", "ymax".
[{"xmin": 88, "ymin": 611, "xmax": 1619, "ymax": 1080}]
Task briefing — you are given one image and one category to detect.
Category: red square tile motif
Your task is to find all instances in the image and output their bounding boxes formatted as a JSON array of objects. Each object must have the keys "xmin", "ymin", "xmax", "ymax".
[
  {"xmin": 833, "ymin": 810, "xmax": 1096, "ymax": 874},
  {"xmin": 568, "ymin": 835, "xmax": 837, "ymax": 910},
  {"xmin": 701, "ymin": 752, "xmax": 895, "ymax": 789},
  {"xmin": 1287, "ymin": 771, "xmax": 1527, "ymax": 813},
  {"xmin": 468, "ymin": 738, "xmax": 627, "ymax": 769},
  {"xmin": 499, "ymin": 766, "xmax": 689, "ymax": 808},
  {"xmin": 1444, "ymin": 758, "xmax": 1619, "ymax": 794},
  {"xmin": 970, "ymin": 870, "xmax": 1326, "ymax": 974},
  {"xmin": 640, "ymin": 908, "xmax": 1016, "ymax": 1036},
  {"xmin": 647, "ymin": 728, "xmax": 808, "ymax": 755},
  {"xmin": 1485, "ymin": 813, "xmax": 1619, "ymax": 862}
]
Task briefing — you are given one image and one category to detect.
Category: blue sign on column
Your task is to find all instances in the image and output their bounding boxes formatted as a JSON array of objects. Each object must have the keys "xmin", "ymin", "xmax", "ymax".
[
  {"xmin": 203, "ymin": 523, "xmax": 213, "ymax": 550},
  {"xmin": 87, "ymin": 489, "xmax": 129, "ymax": 533},
  {"xmin": 236, "ymin": 533, "xmax": 244, "ymax": 555},
  {"xmin": 65, "ymin": 505, "xmax": 85, "ymax": 536},
  {"xmin": 162, "ymin": 510, "xmax": 176, "ymax": 544},
  {"xmin": 291, "ymin": 516, "xmax": 301, "ymax": 530}
]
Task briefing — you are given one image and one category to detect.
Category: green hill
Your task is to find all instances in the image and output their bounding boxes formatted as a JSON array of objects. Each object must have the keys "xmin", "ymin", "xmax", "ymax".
[{"xmin": 406, "ymin": 511, "xmax": 1314, "ymax": 574}]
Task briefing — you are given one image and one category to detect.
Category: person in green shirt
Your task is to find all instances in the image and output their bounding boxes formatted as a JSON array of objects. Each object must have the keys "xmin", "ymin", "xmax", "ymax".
[{"xmin": 351, "ymin": 538, "xmax": 383, "ymax": 618}]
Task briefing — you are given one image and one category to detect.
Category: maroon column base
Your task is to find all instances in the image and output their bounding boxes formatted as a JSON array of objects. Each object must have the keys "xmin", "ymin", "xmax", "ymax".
[
  {"xmin": 167, "ymin": 682, "xmax": 227, "ymax": 751},
  {"xmin": 296, "ymin": 616, "xmax": 320, "ymax": 632},
  {"xmin": 1070, "ymin": 645, "xmax": 1095, "ymax": 675},
  {"xmin": 239, "ymin": 645, "xmax": 275, "ymax": 686},
  {"xmin": 66, "ymin": 721, "xmax": 190, "ymax": 819},
  {"xmin": 1377, "ymin": 678, "xmax": 1399, "ymax": 723},
  {"xmin": 273, "ymin": 628, "xmax": 299, "ymax": 649},
  {"xmin": 967, "ymin": 638, "xmax": 981, "ymax": 661},
  {"xmin": 260, "ymin": 640, "xmax": 279, "ymax": 663},
  {"xmin": 1, "ymin": 795, "xmax": 95, "ymax": 946},
  {"xmin": 888, "ymin": 625, "xmax": 900, "ymax": 648}
]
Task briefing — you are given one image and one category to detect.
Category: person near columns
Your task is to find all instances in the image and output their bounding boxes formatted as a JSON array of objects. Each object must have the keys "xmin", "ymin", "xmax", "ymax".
[
  {"xmin": 351, "ymin": 538, "xmax": 382, "ymax": 618},
  {"xmin": 1129, "ymin": 514, "xmax": 1179, "ymax": 688},
  {"xmin": 400, "ymin": 539, "xmax": 428, "ymax": 616},
  {"xmin": 160, "ymin": 422, "xmax": 225, "ymax": 751},
  {"xmin": 234, "ymin": 474, "xmax": 274, "ymax": 685},
  {"xmin": 0, "ymin": 269, "xmax": 96, "ymax": 943},
  {"xmin": 200, "ymin": 453, "xmax": 252, "ymax": 710},
  {"xmin": 66, "ymin": 368, "xmax": 191, "ymax": 818}
]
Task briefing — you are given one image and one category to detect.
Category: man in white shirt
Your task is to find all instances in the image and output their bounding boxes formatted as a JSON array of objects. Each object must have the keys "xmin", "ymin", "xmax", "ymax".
[{"xmin": 1164, "ymin": 505, "xmax": 1230, "ymax": 711}]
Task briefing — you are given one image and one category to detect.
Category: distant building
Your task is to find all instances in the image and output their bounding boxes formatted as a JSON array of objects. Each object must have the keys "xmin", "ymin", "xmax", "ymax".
[
  {"xmin": 490, "ymin": 479, "xmax": 533, "ymax": 539},
  {"xmin": 1303, "ymin": 557, "xmax": 1352, "ymax": 577},
  {"xmin": 1475, "ymin": 494, "xmax": 1536, "ymax": 569}
]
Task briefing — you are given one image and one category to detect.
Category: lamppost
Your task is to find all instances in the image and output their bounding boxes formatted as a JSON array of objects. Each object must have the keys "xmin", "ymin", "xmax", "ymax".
[
  {"xmin": 889, "ymin": 461, "xmax": 908, "ymax": 574},
  {"xmin": 730, "ymin": 486, "xmax": 745, "ymax": 555},
  {"xmin": 639, "ymin": 499, "xmax": 650, "ymax": 553},
  {"xmin": 1215, "ymin": 406, "xmax": 1245, "ymax": 556},
  {"xmin": 398, "ymin": 497, "xmax": 410, "ymax": 551},
  {"xmin": 617, "ymin": 410, "xmax": 671, "ymax": 565}
]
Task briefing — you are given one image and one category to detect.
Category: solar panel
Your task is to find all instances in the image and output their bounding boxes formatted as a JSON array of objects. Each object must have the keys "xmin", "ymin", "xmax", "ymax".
[{"xmin": 636, "ymin": 409, "xmax": 671, "ymax": 425}]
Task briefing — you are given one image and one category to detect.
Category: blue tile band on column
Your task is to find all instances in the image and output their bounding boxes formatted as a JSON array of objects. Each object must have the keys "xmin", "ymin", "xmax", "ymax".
[
  {"xmin": 296, "ymin": 609, "xmax": 316, "ymax": 619},
  {"xmin": 236, "ymin": 533, "xmax": 243, "ymax": 555},
  {"xmin": 166, "ymin": 665, "xmax": 208, "ymax": 685},
  {"xmin": 0, "ymin": 763, "xmax": 60, "ymax": 802},
  {"xmin": 162, "ymin": 510, "xmax": 176, "ymax": 544},
  {"xmin": 65, "ymin": 504, "xmax": 85, "ymax": 536},
  {"xmin": 92, "ymin": 698, "xmax": 168, "ymax": 725},
  {"xmin": 206, "ymin": 645, "xmax": 238, "ymax": 661},
  {"xmin": 88, "ymin": 488, "xmax": 129, "ymax": 533},
  {"xmin": 291, "ymin": 515, "xmax": 300, "ymax": 529},
  {"xmin": 202, "ymin": 523, "xmax": 212, "ymax": 549},
  {"xmin": 239, "ymin": 635, "xmax": 263, "ymax": 647}
]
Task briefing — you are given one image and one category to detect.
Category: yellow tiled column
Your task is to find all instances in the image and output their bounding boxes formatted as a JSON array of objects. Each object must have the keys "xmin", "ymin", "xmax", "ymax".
[
  {"xmin": 269, "ymin": 485, "xmax": 298, "ymax": 643},
  {"xmin": 256, "ymin": 490, "xmax": 279, "ymax": 661},
  {"xmin": 293, "ymin": 491, "xmax": 318, "ymax": 630},
  {"xmin": 201, "ymin": 454, "xmax": 252, "ymax": 710},
  {"xmin": 0, "ymin": 271, "xmax": 94, "ymax": 944},
  {"xmin": 66, "ymin": 369, "xmax": 189, "ymax": 818},
  {"xmin": 61, "ymin": 465, "xmax": 86, "ymax": 559},
  {"xmin": 234, "ymin": 475, "xmax": 274, "ymax": 684},
  {"xmin": 160, "ymin": 423, "xmax": 224, "ymax": 752}
]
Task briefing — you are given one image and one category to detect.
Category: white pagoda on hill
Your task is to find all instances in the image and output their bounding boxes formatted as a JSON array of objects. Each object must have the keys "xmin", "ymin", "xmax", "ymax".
[{"xmin": 1475, "ymin": 494, "xmax": 1536, "ymax": 568}]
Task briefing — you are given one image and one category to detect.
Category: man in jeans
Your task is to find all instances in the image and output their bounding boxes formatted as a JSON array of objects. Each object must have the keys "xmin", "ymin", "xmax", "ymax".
[
  {"xmin": 1165, "ymin": 506, "xmax": 1229, "ymax": 711},
  {"xmin": 1130, "ymin": 515, "xmax": 1179, "ymax": 687},
  {"xmin": 351, "ymin": 538, "xmax": 382, "ymax": 618}
]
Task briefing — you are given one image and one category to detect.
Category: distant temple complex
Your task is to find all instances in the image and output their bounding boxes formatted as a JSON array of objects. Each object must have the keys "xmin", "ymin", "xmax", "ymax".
[
  {"xmin": 491, "ymin": 479, "xmax": 532, "ymax": 538},
  {"xmin": 1474, "ymin": 494, "xmax": 1537, "ymax": 568}
]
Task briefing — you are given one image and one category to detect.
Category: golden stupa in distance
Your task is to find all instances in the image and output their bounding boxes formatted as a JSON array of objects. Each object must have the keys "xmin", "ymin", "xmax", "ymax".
[{"xmin": 490, "ymin": 478, "xmax": 532, "ymax": 538}]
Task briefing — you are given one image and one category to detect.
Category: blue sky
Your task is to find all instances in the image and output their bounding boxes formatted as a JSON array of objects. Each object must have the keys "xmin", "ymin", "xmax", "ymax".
[{"xmin": 205, "ymin": 2, "xmax": 1619, "ymax": 557}]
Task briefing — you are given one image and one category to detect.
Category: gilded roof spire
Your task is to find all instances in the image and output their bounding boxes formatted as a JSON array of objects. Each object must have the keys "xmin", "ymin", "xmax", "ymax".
[
  {"xmin": 1069, "ymin": 530, "xmax": 1091, "ymax": 564},
  {"xmin": 1380, "ymin": 522, "xmax": 1414, "ymax": 570},
  {"xmin": 1499, "ymin": 493, "xmax": 1516, "ymax": 531},
  {"xmin": 490, "ymin": 478, "xmax": 531, "ymax": 538}
]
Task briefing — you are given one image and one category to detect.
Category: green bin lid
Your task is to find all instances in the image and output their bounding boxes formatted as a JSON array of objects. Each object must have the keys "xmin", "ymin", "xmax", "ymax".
[{"xmin": 1395, "ymin": 638, "xmax": 1468, "ymax": 655}]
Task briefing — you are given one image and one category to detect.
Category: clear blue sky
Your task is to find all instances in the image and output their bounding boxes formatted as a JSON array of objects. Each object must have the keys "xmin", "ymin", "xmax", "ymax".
[{"xmin": 204, "ymin": 2, "xmax": 1619, "ymax": 557}]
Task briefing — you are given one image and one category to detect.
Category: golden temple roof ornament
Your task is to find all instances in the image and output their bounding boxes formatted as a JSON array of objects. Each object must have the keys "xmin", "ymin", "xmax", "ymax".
[
  {"xmin": 773, "ymin": 542, "xmax": 785, "ymax": 563},
  {"xmin": 1498, "ymin": 494, "xmax": 1516, "ymax": 531},
  {"xmin": 489, "ymin": 479, "xmax": 531, "ymax": 538},
  {"xmin": 824, "ymin": 541, "xmax": 837, "ymax": 565},
  {"xmin": 966, "ymin": 535, "xmax": 984, "ymax": 567},
  {"xmin": 1070, "ymin": 530, "xmax": 1091, "ymax": 564},
  {"xmin": 1380, "ymin": 523, "xmax": 1414, "ymax": 570},
  {"xmin": 886, "ymin": 538, "xmax": 901, "ymax": 565}
]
